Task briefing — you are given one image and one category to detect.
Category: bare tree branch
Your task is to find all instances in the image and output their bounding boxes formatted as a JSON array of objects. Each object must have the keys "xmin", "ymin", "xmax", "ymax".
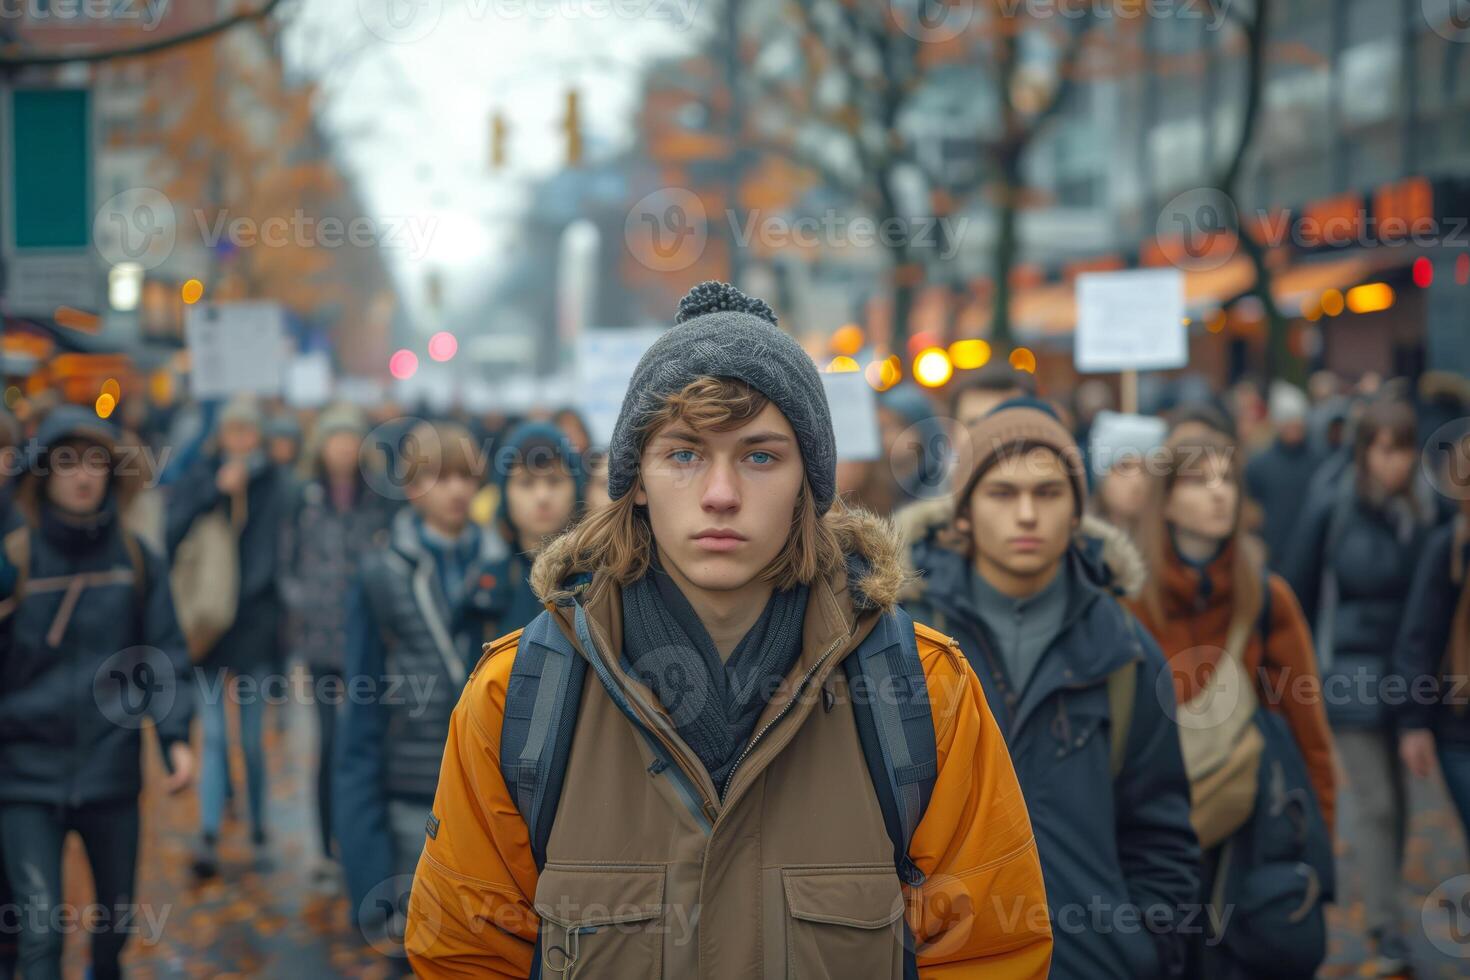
[{"xmin": 0, "ymin": 0, "xmax": 290, "ymax": 67}]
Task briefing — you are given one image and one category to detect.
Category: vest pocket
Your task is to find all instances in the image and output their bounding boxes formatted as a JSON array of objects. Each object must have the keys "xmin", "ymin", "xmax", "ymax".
[
  {"xmin": 534, "ymin": 864, "xmax": 665, "ymax": 978},
  {"xmin": 782, "ymin": 867, "xmax": 905, "ymax": 979}
]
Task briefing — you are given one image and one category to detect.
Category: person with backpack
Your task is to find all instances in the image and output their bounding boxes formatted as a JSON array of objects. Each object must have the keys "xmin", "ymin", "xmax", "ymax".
[
  {"xmin": 1281, "ymin": 396, "xmax": 1438, "ymax": 977},
  {"xmin": 0, "ymin": 406, "xmax": 195, "ymax": 980},
  {"xmin": 901, "ymin": 397, "xmax": 1198, "ymax": 979},
  {"xmin": 334, "ymin": 421, "xmax": 509, "ymax": 971},
  {"xmin": 165, "ymin": 394, "xmax": 292, "ymax": 878},
  {"xmin": 405, "ymin": 282, "xmax": 1052, "ymax": 978},
  {"xmin": 1394, "ymin": 430, "xmax": 1470, "ymax": 847},
  {"xmin": 1130, "ymin": 426, "xmax": 1336, "ymax": 978},
  {"xmin": 279, "ymin": 403, "xmax": 395, "ymax": 891}
]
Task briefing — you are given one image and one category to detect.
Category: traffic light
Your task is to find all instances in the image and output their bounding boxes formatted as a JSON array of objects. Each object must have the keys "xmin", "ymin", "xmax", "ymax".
[
  {"xmin": 563, "ymin": 88, "xmax": 582, "ymax": 167},
  {"xmin": 490, "ymin": 112, "xmax": 508, "ymax": 169}
]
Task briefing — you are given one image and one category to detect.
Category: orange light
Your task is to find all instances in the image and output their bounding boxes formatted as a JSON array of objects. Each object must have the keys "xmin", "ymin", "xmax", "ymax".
[
  {"xmin": 1301, "ymin": 297, "xmax": 1323, "ymax": 322},
  {"xmin": 906, "ymin": 330, "xmax": 940, "ymax": 358},
  {"xmin": 831, "ymin": 324, "xmax": 865, "ymax": 356},
  {"xmin": 181, "ymin": 279, "xmax": 204, "ymax": 305},
  {"xmin": 865, "ymin": 354, "xmax": 902, "ymax": 392},
  {"xmin": 1009, "ymin": 347, "xmax": 1037, "ymax": 374},
  {"xmin": 1207, "ymin": 310, "xmax": 1228, "ymax": 333},
  {"xmin": 95, "ymin": 393, "xmax": 116, "ymax": 419},
  {"xmin": 914, "ymin": 348, "xmax": 954, "ymax": 388},
  {"xmin": 949, "ymin": 339, "xmax": 991, "ymax": 370},
  {"xmin": 827, "ymin": 355, "xmax": 860, "ymax": 373},
  {"xmin": 1345, "ymin": 282, "xmax": 1394, "ymax": 314},
  {"xmin": 1320, "ymin": 289, "xmax": 1345, "ymax": 317},
  {"xmin": 101, "ymin": 378, "xmax": 121, "ymax": 401}
]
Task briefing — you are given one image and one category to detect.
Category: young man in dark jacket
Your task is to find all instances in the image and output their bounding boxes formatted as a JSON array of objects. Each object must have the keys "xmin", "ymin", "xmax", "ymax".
[
  {"xmin": 0, "ymin": 406, "xmax": 195, "ymax": 980},
  {"xmin": 166, "ymin": 395, "xmax": 292, "ymax": 877},
  {"xmin": 1245, "ymin": 382, "xmax": 1323, "ymax": 569},
  {"xmin": 334, "ymin": 421, "xmax": 507, "ymax": 970},
  {"xmin": 902, "ymin": 398, "xmax": 1200, "ymax": 980}
]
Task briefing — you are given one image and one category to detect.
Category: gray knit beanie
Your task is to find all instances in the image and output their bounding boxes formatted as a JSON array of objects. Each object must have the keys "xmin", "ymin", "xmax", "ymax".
[{"xmin": 606, "ymin": 281, "xmax": 837, "ymax": 514}]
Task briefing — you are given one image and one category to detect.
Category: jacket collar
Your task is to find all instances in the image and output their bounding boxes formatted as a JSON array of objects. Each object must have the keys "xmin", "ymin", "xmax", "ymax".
[{"xmin": 387, "ymin": 505, "xmax": 505, "ymax": 567}]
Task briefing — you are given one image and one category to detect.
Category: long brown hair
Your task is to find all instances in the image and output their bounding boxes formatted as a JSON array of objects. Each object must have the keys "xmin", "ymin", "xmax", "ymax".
[
  {"xmin": 1353, "ymin": 397, "xmax": 1420, "ymax": 510},
  {"xmin": 1137, "ymin": 427, "xmax": 1264, "ymax": 633},
  {"xmin": 549, "ymin": 376, "xmax": 855, "ymax": 591}
]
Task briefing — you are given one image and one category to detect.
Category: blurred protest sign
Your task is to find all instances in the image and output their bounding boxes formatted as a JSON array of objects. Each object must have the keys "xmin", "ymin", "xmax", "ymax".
[
  {"xmin": 1088, "ymin": 410, "xmax": 1167, "ymax": 477},
  {"xmin": 820, "ymin": 370, "xmax": 881, "ymax": 462},
  {"xmin": 184, "ymin": 301, "xmax": 286, "ymax": 399},
  {"xmin": 285, "ymin": 352, "xmax": 333, "ymax": 409},
  {"xmin": 1075, "ymin": 269, "xmax": 1187, "ymax": 374},
  {"xmin": 577, "ymin": 327, "xmax": 664, "ymax": 449}
]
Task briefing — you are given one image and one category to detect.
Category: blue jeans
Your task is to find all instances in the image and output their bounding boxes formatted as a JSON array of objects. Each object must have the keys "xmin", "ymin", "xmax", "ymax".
[
  {"xmin": 196, "ymin": 665, "xmax": 269, "ymax": 837},
  {"xmin": 1438, "ymin": 740, "xmax": 1470, "ymax": 845}
]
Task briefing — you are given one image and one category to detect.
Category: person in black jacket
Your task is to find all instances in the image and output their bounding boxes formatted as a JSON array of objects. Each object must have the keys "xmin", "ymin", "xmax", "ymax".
[
  {"xmin": 1245, "ymin": 382, "xmax": 1323, "ymax": 570},
  {"xmin": 1281, "ymin": 395, "xmax": 1439, "ymax": 978},
  {"xmin": 900, "ymin": 399, "xmax": 1199, "ymax": 980},
  {"xmin": 1395, "ymin": 431, "xmax": 1470, "ymax": 843},
  {"xmin": 334, "ymin": 421, "xmax": 506, "ymax": 972},
  {"xmin": 0, "ymin": 406, "xmax": 194, "ymax": 980},
  {"xmin": 165, "ymin": 395, "xmax": 292, "ymax": 878}
]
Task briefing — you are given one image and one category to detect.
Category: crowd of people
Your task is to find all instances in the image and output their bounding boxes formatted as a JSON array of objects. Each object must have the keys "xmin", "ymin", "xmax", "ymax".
[{"xmin": 0, "ymin": 279, "xmax": 1465, "ymax": 978}]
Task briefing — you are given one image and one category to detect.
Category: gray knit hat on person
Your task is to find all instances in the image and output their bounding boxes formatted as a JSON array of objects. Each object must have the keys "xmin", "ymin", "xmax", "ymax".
[{"xmin": 606, "ymin": 281, "xmax": 837, "ymax": 514}]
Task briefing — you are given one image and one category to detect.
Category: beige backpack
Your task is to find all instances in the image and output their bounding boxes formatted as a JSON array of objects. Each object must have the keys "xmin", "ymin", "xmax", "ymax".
[{"xmin": 170, "ymin": 505, "xmax": 240, "ymax": 662}]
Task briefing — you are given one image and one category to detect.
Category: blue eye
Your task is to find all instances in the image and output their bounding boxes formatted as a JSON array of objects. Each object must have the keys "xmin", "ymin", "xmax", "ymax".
[
  {"xmin": 670, "ymin": 449, "xmax": 698, "ymax": 464},
  {"xmin": 748, "ymin": 451, "xmax": 774, "ymax": 465}
]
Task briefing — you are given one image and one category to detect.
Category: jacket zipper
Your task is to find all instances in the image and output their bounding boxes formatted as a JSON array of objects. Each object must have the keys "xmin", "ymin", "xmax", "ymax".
[{"xmin": 720, "ymin": 634, "xmax": 846, "ymax": 802}]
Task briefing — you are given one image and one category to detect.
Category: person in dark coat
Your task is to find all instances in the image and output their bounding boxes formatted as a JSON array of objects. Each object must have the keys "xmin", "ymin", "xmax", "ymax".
[
  {"xmin": 165, "ymin": 395, "xmax": 292, "ymax": 877},
  {"xmin": 334, "ymin": 421, "xmax": 506, "ymax": 972},
  {"xmin": 1245, "ymin": 382, "xmax": 1323, "ymax": 570},
  {"xmin": 482, "ymin": 421, "xmax": 583, "ymax": 636},
  {"xmin": 280, "ymin": 403, "xmax": 394, "ymax": 889},
  {"xmin": 1394, "ymin": 431, "xmax": 1470, "ymax": 844},
  {"xmin": 901, "ymin": 399, "xmax": 1199, "ymax": 980},
  {"xmin": 0, "ymin": 406, "xmax": 194, "ymax": 980},
  {"xmin": 1281, "ymin": 396, "xmax": 1439, "ymax": 978}
]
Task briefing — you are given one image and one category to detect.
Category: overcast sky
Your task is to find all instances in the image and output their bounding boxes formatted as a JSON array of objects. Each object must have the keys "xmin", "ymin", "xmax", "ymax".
[{"xmin": 283, "ymin": 0, "xmax": 704, "ymax": 323}]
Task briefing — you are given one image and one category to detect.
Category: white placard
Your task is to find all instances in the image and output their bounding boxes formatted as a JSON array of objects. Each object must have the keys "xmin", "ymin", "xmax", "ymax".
[
  {"xmin": 184, "ymin": 301, "xmax": 287, "ymax": 399},
  {"xmin": 336, "ymin": 376, "xmax": 385, "ymax": 407},
  {"xmin": 1075, "ymin": 269, "xmax": 1187, "ymax": 373},
  {"xmin": 284, "ymin": 352, "xmax": 333, "ymax": 409},
  {"xmin": 1088, "ymin": 410, "xmax": 1168, "ymax": 477},
  {"xmin": 820, "ymin": 370, "xmax": 881, "ymax": 462},
  {"xmin": 3, "ymin": 252, "xmax": 100, "ymax": 316},
  {"xmin": 576, "ymin": 327, "xmax": 665, "ymax": 449}
]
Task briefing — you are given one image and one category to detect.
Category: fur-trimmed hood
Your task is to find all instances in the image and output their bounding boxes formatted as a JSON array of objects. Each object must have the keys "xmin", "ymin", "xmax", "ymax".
[
  {"xmin": 893, "ymin": 492, "xmax": 1147, "ymax": 601},
  {"xmin": 529, "ymin": 505, "xmax": 911, "ymax": 615}
]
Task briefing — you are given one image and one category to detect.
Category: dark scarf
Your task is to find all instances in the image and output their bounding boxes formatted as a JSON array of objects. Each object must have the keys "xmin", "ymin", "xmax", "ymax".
[
  {"xmin": 40, "ymin": 495, "xmax": 119, "ymax": 555},
  {"xmin": 621, "ymin": 560, "xmax": 809, "ymax": 797}
]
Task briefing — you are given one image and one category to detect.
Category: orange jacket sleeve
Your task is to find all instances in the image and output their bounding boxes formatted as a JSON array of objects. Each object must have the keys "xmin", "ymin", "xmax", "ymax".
[
  {"xmin": 907, "ymin": 626, "xmax": 1054, "ymax": 979},
  {"xmin": 406, "ymin": 631, "xmax": 540, "ymax": 979},
  {"xmin": 1260, "ymin": 575, "xmax": 1338, "ymax": 835}
]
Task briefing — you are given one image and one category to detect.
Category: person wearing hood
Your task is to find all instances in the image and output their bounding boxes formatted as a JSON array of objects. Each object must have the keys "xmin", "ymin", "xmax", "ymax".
[
  {"xmin": 165, "ymin": 394, "xmax": 293, "ymax": 878},
  {"xmin": 280, "ymin": 403, "xmax": 395, "ymax": 890},
  {"xmin": 0, "ymin": 407, "xmax": 194, "ymax": 980},
  {"xmin": 1130, "ymin": 426, "xmax": 1336, "ymax": 978},
  {"xmin": 406, "ymin": 283, "xmax": 1052, "ymax": 978},
  {"xmin": 901, "ymin": 398, "xmax": 1199, "ymax": 980},
  {"xmin": 483, "ymin": 421, "xmax": 583, "ymax": 637},
  {"xmin": 334, "ymin": 420, "xmax": 508, "ymax": 973},
  {"xmin": 1245, "ymin": 382, "xmax": 1324, "ymax": 570},
  {"xmin": 1281, "ymin": 396, "xmax": 1439, "ymax": 978}
]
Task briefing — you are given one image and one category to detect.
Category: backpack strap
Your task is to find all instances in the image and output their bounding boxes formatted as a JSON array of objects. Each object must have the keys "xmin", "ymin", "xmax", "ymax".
[
  {"xmin": 499, "ymin": 612, "xmax": 588, "ymax": 871},
  {"xmin": 120, "ymin": 531, "xmax": 147, "ymax": 599},
  {"xmin": 0, "ymin": 525, "xmax": 30, "ymax": 623},
  {"xmin": 1107, "ymin": 662, "xmax": 1137, "ymax": 780},
  {"xmin": 844, "ymin": 607, "xmax": 938, "ymax": 887}
]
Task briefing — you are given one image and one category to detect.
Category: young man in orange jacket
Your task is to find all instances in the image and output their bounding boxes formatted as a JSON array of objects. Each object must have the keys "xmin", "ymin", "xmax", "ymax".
[{"xmin": 405, "ymin": 282, "xmax": 1052, "ymax": 978}]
